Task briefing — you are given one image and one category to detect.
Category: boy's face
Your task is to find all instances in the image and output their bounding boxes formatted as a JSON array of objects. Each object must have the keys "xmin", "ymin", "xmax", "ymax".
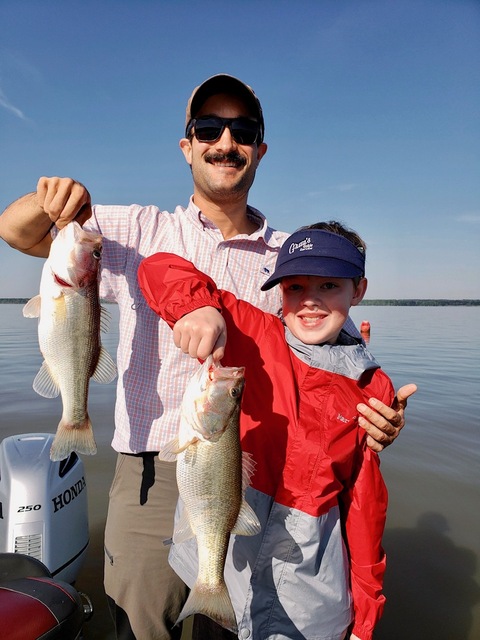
[{"xmin": 281, "ymin": 275, "xmax": 367, "ymax": 345}]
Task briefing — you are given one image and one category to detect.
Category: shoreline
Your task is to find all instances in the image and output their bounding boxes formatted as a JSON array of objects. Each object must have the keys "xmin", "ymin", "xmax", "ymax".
[{"xmin": 2, "ymin": 298, "xmax": 480, "ymax": 306}]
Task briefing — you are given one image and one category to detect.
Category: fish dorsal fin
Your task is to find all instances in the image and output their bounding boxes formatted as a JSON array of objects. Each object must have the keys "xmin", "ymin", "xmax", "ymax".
[
  {"xmin": 231, "ymin": 451, "xmax": 261, "ymax": 536},
  {"xmin": 172, "ymin": 507, "xmax": 195, "ymax": 544},
  {"xmin": 33, "ymin": 361, "xmax": 60, "ymax": 398},
  {"xmin": 100, "ymin": 305, "xmax": 111, "ymax": 333},
  {"xmin": 92, "ymin": 347, "xmax": 117, "ymax": 384},
  {"xmin": 23, "ymin": 295, "xmax": 42, "ymax": 318},
  {"xmin": 241, "ymin": 450, "xmax": 256, "ymax": 492}
]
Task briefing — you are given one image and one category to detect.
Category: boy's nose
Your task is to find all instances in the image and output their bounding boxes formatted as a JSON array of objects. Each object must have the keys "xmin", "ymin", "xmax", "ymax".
[{"xmin": 301, "ymin": 296, "xmax": 320, "ymax": 308}]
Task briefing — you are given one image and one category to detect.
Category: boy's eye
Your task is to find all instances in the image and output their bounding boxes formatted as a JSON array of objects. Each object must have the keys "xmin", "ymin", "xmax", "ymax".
[
  {"xmin": 322, "ymin": 282, "xmax": 337, "ymax": 290},
  {"xmin": 286, "ymin": 283, "xmax": 303, "ymax": 291}
]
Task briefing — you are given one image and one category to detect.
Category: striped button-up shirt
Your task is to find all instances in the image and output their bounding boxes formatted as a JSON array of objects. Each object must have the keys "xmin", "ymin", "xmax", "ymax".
[{"xmin": 84, "ymin": 198, "xmax": 288, "ymax": 452}]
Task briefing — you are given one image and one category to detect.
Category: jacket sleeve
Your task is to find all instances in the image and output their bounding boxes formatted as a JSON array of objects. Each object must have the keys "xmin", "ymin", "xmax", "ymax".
[
  {"xmin": 138, "ymin": 252, "xmax": 223, "ymax": 327},
  {"xmin": 342, "ymin": 372, "xmax": 395, "ymax": 640}
]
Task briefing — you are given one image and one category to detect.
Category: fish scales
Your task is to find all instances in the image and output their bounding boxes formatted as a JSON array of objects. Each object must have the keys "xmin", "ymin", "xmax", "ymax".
[
  {"xmin": 41, "ymin": 282, "xmax": 100, "ymax": 423},
  {"xmin": 159, "ymin": 357, "xmax": 260, "ymax": 632},
  {"xmin": 178, "ymin": 399, "xmax": 242, "ymax": 590},
  {"xmin": 23, "ymin": 221, "xmax": 117, "ymax": 461}
]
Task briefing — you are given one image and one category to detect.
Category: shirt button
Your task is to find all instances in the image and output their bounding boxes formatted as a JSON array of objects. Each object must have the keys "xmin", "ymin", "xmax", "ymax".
[{"xmin": 239, "ymin": 628, "xmax": 251, "ymax": 639}]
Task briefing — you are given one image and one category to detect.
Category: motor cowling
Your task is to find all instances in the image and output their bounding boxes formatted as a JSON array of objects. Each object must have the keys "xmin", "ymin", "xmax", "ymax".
[{"xmin": 0, "ymin": 433, "xmax": 89, "ymax": 584}]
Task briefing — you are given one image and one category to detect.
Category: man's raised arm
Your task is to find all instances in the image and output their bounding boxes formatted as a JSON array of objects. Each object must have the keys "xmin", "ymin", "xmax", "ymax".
[{"xmin": 0, "ymin": 176, "xmax": 92, "ymax": 258}]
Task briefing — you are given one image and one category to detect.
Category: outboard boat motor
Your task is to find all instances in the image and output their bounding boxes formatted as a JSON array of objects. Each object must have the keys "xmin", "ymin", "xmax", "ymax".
[
  {"xmin": 0, "ymin": 433, "xmax": 93, "ymax": 639},
  {"xmin": 0, "ymin": 433, "xmax": 89, "ymax": 583}
]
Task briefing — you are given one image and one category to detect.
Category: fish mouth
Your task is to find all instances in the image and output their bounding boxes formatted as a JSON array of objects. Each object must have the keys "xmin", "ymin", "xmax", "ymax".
[
  {"xmin": 54, "ymin": 273, "xmax": 73, "ymax": 288},
  {"xmin": 208, "ymin": 362, "xmax": 245, "ymax": 381}
]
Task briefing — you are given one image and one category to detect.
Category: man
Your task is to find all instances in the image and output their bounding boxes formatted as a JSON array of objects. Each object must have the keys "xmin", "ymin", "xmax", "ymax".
[{"xmin": 0, "ymin": 74, "xmax": 415, "ymax": 640}]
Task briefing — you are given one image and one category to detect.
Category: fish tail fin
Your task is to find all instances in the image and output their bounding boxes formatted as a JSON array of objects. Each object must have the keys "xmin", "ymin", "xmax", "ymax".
[
  {"xmin": 176, "ymin": 581, "xmax": 237, "ymax": 633},
  {"xmin": 50, "ymin": 416, "xmax": 97, "ymax": 461}
]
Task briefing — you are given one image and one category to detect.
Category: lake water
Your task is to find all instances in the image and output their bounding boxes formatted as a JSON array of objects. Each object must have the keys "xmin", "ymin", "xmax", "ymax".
[{"xmin": 1, "ymin": 303, "xmax": 479, "ymax": 640}]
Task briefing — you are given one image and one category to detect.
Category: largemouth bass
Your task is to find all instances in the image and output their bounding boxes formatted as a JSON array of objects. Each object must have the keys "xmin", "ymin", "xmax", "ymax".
[
  {"xmin": 160, "ymin": 357, "xmax": 261, "ymax": 632},
  {"xmin": 23, "ymin": 221, "xmax": 117, "ymax": 461}
]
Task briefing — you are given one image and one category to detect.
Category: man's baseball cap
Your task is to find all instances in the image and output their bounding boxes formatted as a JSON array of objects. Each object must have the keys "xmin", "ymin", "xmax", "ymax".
[
  {"xmin": 261, "ymin": 229, "xmax": 366, "ymax": 291},
  {"xmin": 185, "ymin": 74, "xmax": 265, "ymax": 143}
]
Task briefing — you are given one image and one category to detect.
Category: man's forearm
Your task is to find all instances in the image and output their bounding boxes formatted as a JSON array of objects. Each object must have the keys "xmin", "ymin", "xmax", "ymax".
[{"xmin": 0, "ymin": 192, "xmax": 53, "ymax": 256}]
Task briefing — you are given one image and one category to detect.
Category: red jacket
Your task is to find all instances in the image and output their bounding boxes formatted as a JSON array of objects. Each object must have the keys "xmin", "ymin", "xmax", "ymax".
[{"xmin": 138, "ymin": 253, "xmax": 395, "ymax": 640}]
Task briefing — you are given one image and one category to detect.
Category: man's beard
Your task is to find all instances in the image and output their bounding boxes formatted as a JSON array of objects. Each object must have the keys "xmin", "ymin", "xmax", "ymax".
[{"xmin": 194, "ymin": 152, "xmax": 255, "ymax": 198}]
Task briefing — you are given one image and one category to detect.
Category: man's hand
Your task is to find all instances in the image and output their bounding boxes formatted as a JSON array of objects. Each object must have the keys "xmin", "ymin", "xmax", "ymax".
[
  {"xmin": 172, "ymin": 306, "xmax": 227, "ymax": 362},
  {"xmin": 357, "ymin": 383, "xmax": 417, "ymax": 452},
  {"xmin": 37, "ymin": 176, "xmax": 92, "ymax": 229}
]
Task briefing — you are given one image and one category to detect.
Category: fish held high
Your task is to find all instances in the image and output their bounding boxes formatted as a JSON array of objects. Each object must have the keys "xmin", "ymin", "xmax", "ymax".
[{"xmin": 23, "ymin": 221, "xmax": 117, "ymax": 461}]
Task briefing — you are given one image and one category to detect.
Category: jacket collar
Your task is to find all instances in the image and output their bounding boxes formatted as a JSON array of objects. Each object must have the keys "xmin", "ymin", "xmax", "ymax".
[{"xmin": 285, "ymin": 327, "xmax": 380, "ymax": 380}]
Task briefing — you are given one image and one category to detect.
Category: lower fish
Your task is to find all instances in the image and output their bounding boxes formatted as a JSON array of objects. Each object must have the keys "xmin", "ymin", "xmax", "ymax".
[
  {"xmin": 23, "ymin": 221, "xmax": 117, "ymax": 461},
  {"xmin": 160, "ymin": 356, "xmax": 260, "ymax": 632}
]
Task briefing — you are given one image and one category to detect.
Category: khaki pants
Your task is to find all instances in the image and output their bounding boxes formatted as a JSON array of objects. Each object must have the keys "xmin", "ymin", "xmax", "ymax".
[{"xmin": 104, "ymin": 453, "xmax": 188, "ymax": 640}]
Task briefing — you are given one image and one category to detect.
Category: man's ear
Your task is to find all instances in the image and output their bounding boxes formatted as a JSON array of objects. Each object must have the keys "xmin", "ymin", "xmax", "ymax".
[
  {"xmin": 351, "ymin": 277, "xmax": 368, "ymax": 306},
  {"xmin": 179, "ymin": 138, "xmax": 192, "ymax": 166},
  {"xmin": 256, "ymin": 142, "xmax": 268, "ymax": 166}
]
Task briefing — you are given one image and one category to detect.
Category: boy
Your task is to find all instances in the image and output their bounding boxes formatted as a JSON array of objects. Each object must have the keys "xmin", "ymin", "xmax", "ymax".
[{"xmin": 138, "ymin": 221, "xmax": 395, "ymax": 640}]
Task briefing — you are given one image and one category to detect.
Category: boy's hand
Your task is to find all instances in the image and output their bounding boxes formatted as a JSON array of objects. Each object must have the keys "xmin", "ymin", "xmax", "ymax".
[
  {"xmin": 173, "ymin": 306, "xmax": 227, "ymax": 362},
  {"xmin": 357, "ymin": 384, "xmax": 417, "ymax": 452}
]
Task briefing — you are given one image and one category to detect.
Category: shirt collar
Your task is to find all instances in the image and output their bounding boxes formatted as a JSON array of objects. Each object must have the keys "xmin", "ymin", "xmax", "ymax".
[{"xmin": 184, "ymin": 197, "xmax": 282, "ymax": 247}]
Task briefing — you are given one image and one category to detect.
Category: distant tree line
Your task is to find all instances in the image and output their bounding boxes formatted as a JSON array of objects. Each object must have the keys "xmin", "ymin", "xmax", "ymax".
[
  {"xmin": 0, "ymin": 298, "xmax": 117, "ymax": 304},
  {"xmin": 360, "ymin": 299, "xmax": 480, "ymax": 306},
  {"xmin": 1, "ymin": 298, "xmax": 479, "ymax": 307},
  {"xmin": 0, "ymin": 298, "xmax": 30, "ymax": 304}
]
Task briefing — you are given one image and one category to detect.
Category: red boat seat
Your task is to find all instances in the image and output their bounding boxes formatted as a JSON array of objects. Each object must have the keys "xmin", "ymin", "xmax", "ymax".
[{"xmin": 0, "ymin": 554, "xmax": 84, "ymax": 640}]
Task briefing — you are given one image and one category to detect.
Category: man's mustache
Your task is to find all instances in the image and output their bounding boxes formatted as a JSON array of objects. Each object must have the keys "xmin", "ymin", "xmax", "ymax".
[{"xmin": 205, "ymin": 152, "xmax": 247, "ymax": 168}]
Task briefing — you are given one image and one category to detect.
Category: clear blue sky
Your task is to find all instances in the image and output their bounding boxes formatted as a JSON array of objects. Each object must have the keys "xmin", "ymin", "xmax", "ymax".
[{"xmin": 1, "ymin": 0, "xmax": 479, "ymax": 299}]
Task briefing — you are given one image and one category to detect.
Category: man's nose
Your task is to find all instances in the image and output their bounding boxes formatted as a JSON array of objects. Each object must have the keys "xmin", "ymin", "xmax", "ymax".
[{"xmin": 214, "ymin": 125, "xmax": 237, "ymax": 151}]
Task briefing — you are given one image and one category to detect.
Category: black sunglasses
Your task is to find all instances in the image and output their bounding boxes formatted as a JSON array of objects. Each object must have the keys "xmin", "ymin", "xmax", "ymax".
[{"xmin": 186, "ymin": 116, "xmax": 262, "ymax": 145}]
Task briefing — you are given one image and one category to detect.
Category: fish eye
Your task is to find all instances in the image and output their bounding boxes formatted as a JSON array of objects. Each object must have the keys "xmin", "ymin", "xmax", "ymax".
[
  {"xmin": 92, "ymin": 249, "xmax": 102, "ymax": 260},
  {"xmin": 230, "ymin": 388, "xmax": 240, "ymax": 397}
]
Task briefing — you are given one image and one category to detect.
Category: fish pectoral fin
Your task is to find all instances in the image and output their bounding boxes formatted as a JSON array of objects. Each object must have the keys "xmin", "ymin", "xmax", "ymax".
[
  {"xmin": 231, "ymin": 499, "xmax": 261, "ymax": 537},
  {"xmin": 158, "ymin": 438, "xmax": 182, "ymax": 461},
  {"xmin": 22, "ymin": 295, "xmax": 42, "ymax": 318},
  {"xmin": 92, "ymin": 347, "xmax": 117, "ymax": 384},
  {"xmin": 172, "ymin": 510, "xmax": 194, "ymax": 544},
  {"xmin": 159, "ymin": 436, "xmax": 199, "ymax": 461},
  {"xmin": 33, "ymin": 361, "xmax": 60, "ymax": 398},
  {"xmin": 176, "ymin": 439, "xmax": 198, "ymax": 452}
]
